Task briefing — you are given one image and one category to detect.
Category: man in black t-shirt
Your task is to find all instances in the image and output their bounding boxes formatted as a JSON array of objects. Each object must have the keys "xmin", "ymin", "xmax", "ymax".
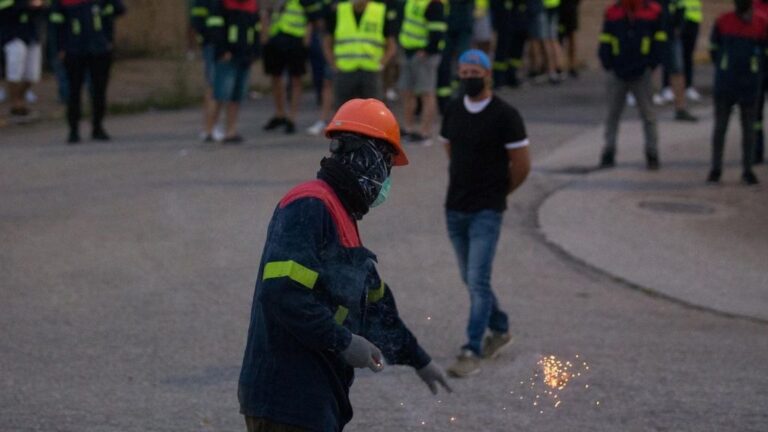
[{"xmin": 438, "ymin": 49, "xmax": 531, "ymax": 378}]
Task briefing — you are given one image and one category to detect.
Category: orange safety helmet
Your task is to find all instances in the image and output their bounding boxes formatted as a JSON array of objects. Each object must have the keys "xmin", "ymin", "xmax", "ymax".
[{"xmin": 324, "ymin": 99, "xmax": 409, "ymax": 166}]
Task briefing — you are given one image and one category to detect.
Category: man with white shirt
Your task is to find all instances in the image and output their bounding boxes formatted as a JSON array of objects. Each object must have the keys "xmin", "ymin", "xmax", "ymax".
[{"xmin": 438, "ymin": 49, "xmax": 531, "ymax": 378}]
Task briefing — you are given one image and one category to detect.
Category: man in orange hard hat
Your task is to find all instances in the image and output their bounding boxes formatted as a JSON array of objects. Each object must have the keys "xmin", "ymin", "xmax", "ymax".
[{"xmin": 238, "ymin": 98, "xmax": 451, "ymax": 432}]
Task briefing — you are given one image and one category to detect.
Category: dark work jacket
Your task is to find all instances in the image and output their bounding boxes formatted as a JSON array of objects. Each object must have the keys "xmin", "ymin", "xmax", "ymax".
[
  {"xmin": 189, "ymin": 0, "xmax": 213, "ymax": 45},
  {"xmin": 598, "ymin": 1, "xmax": 666, "ymax": 80},
  {"xmin": 710, "ymin": 11, "xmax": 768, "ymax": 104},
  {"xmin": 0, "ymin": 1, "xmax": 47, "ymax": 44},
  {"xmin": 49, "ymin": 0, "xmax": 126, "ymax": 56},
  {"xmin": 490, "ymin": 0, "xmax": 526, "ymax": 31},
  {"xmin": 207, "ymin": 0, "xmax": 261, "ymax": 65},
  {"xmin": 238, "ymin": 180, "xmax": 431, "ymax": 432}
]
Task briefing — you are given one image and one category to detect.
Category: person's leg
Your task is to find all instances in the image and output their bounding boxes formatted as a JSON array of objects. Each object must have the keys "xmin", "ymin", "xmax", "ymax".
[
  {"xmin": 446, "ymin": 210, "xmax": 471, "ymax": 286},
  {"xmin": 603, "ymin": 74, "xmax": 628, "ymax": 163},
  {"xmin": 436, "ymin": 30, "xmax": 457, "ymax": 112},
  {"xmin": 682, "ymin": 21, "xmax": 699, "ymax": 90},
  {"xmin": 756, "ymin": 78, "xmax": 768, "ymax": 164},
  {"xmin": 288, "ymin": 74, "xmax": 303, "ymax": 130},
  {"xmin": 419, "ymin": 91, "xmax": 437, "ymax": 138},
  {"xmin": 360, "ymin": 70, "xmax": 383, "ymax": 101},
  {"xmin": 4, "ymin": 39, "xmax": 27, "ymax": 113},
  {"xmin": 493, "ymin": 25, "xmax": 511, "ymax": 88},
  {"xmin": 64, "ymin": 54, "xmax": 86, "ymax": 141},
  {"xmin": 508, "ymin": 29, "xmax": 526, "ymax": 85},
  {"xmin": 89, "ymin": 52, "xmax": 112, "ymax": 137},
  {"xmin": 710, "ymin": 96, "xmax": 733, "ymax": 175},
  {"xmin": 202, "ymin": 44, "xmax": 218, "ymax": 137},
  {"xmin": 739, "ymin": 101, "xmax": 757, "ymax": 176},
  {"xmin": 463, "ymin": 210, "xmax": 504, "ymax": 356},
  {"xmin": 320, "ymin": 78, "xmax": 333, "ymax": 121},
  {"xmin": 630, "ymin": 70, "xmax": 659, "ymax": 162},
  {"xmin": 224, "ymin": 64, "xmax": 250, "ymax": 140},
  {"xmin": 271, "ymin": 75, "xmax": 286, "ymax": 118}
]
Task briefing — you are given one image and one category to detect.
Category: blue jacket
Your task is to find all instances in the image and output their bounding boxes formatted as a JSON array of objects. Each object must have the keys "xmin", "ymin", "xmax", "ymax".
[
  {"xmin": 598, "ymin": 1, "xmax": 666, "ymax": 80},
  {"xmin": 238, "ymin": 180, "xmax": 431, "ymax": 432},
  {"xmin": 710, "ymin": 11, "xmax": 768, "ymax": 104},
  {"xmin": 49, "ymin": 0, "xmax": 125, "ymax": 56}
]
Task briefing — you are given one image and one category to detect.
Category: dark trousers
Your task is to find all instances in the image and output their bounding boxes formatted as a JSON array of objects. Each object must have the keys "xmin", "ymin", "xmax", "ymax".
[
  {"xmin": 65, "ymin": 52, "xmax": 112, "ymax": 134},
  {"xmin": 437, "ymin": 28, "xmax": 472, "ymax": 113},
  {"xmin": 493, "ymin": 24, "xmax": 526, "ymax": 87},
  {"xmin": 681, "ymin": 21, "xmax": 699, "ymax": 88},
  {"xmin": 754, "ymin": 76, "xmax": 767, "ymax": 163},
  {"xmin": 244, "ymin": 416, "xmax": 306, "ymax": 432},
  {"xmin": 712, "ymin": 95, "xmax": 756, "ymax": 173}
]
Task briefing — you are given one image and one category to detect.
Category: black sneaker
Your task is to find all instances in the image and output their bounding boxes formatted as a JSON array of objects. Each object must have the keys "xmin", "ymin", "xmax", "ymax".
[
  {"xmin": 646, "ymin": 154, "xmax": 660, "ymax": 171},
  {"xmin": 92, "ymin": 128, "xmax": 111, "ymax": 141},
  {"xmin": 67, "ymin": 131, "xmax": 80, "ymax": 145},
  {"xmin": 742, "ymin": 171, "xmax": 759, "ymax": 186},
  {"xmin": 263, "ymin": 116, "xmax": 287, "ymax": 131},
  {"xmin": 407, "ymin": 132, "xmax": 427, "ymax": 143},
  {"xmin": 202, "ymin": 134, "xmax": 215, "ymax": 143},
  {"xmin": 222, "ymin": 134, "xmax": 244, "ymax": 144},
  {"xmin": 284, "ymin": 120, "xmax": 296, "ymax": 134},
  {"xmin": 599, "ymin": 152, "xmax": 615, "ymax": 169},
  {"xmin": 568, "ymin": 69, "xmax": 579, "ymax": 79},
  {"xmin": 674, "ymin": 109, "xmax": 698, "ymax": 122},
  {"xmin": 706, "ymin": 169, "xmax": 721, "ymax": 183}
]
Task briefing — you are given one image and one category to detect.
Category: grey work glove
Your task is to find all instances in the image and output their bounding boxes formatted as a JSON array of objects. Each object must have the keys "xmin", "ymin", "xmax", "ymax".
[
  {"xmin": 341, "ymin": 334, "xmax": 385, "ymax": 372},
  {"xmin": 416, "ymin": 362, "xmax": 453, "ymax": 395}
]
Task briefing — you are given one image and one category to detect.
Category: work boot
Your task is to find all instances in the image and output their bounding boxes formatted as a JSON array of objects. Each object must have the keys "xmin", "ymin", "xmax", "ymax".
[
  {"xmin": 674, "ymin": 109, "xmax": 698, "ymax": 122},
  {"xmin": 742, "ymin": 171, "xmax": 759, "ymax": 186},
  {"xmin": 646, "ymin": 154, "xmax": 660, "ymax": 171},
  {"xmin": 447, "ymin": 350, "xmax": 481, "ymax": 378},
  {"xmin": 67, "ymin": 130, "xmax": 80, "ymax": 145},
  {"xmin": 599, "ymin": 151, "xmax": 615, "ymax": 169},
  {"xmin": 263, "ymin": 116, "xmax": 286, "ymax": 131},
  {"xmin": 284, "ymin": 119, "xmax": 296, "ymax": 134},
  {"xmin": 92, "ymin": 128, "xmax": 111, "ymax": 141},
  {"xmin": 706, "ymin": 169, "xmax": 721, "ymax": 184},
  {"xmin": 482, "ymin": 332, "xmax": 513, "ymax": 359}
]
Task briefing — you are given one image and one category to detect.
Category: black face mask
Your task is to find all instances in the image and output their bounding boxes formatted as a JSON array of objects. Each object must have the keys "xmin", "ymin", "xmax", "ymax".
[{"xmin": 462, "ymin": 77, "xmax": 485, "ymax": 97}]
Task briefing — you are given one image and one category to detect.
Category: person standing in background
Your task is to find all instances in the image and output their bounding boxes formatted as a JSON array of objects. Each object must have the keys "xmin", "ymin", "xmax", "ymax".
[
  {"xmin": 491, "ymin": 0, "xmax": 527, "ymax": 88},
  {"xmin": 50, "ymin": 0, "xmax": 126, "ymax": 144},
  {"xmin": 436, "ymin": 0, "xmax": 474, "ymax": 113},
  {"xmin": 558, "ymin": 0, "xmax": 580, "ymax": 78}
]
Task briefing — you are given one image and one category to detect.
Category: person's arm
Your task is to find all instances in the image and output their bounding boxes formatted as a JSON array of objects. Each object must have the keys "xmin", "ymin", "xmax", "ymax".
[
  {"xmin": 709, "ymin": 18, "xmax": 720, "ymax": 65},
  {"xmin": 507, "ymin": 146, "xmax": 530, "ymax": 194},
  {"xmin": 257, "ymin": 199, "xmax": 353, "ymax": 353},
  {"xmin": 206, "ymin": 2, "xmax": 228, "ymax": 59},
  {"xmin": 650, "ymin": 6, "xmax": 667, "ymax": 69},
  {"xmin": 48, "ymin": 0, "xmax": 66, "ymax": 59},
  {"xmin": 597, "ymin": 11, "xmax": 615, "ymax": 71},
  {"xmin": 423, "ymin": 1, "xmax": 446, "ymax": 55}
]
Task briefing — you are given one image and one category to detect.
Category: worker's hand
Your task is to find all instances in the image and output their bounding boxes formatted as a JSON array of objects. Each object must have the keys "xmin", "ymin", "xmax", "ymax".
[
  {"xmin": 221, "ymin": 51, "xmax": 232, "ymax": 62},
  {"xmin": 416, "ymin": 362, "xmax": 453, "ymax": 395},
  {"xmin": 341, "ymin": 334, "xmax": 385, "ymax": 372}
]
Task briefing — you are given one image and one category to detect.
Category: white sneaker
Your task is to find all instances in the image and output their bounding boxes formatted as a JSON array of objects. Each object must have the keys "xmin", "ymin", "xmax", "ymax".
[
  {"xmin": 652, "ymin": 93, "xmax": 665, "ymax": 106},
  {"xmin": 686, "ymin": 87, "xmax": 702, "ymax": 102},
  {"xmin": 626, "ymin": 94, "xmax": 636, "ymax": 106},
  {"xmin": 25, "ymin": 89, "xmax": 37, "ymax": 104},
  {"xmin": 212, "ymin": 125, "xmax": 225, "ymax": 141},
  {"xmin": 306, "ymin": 120, "xmax": 327, "ymax": 136},
  {"xmin": 661, "ymin": 87, "xmax": 674, "ymax": 103},
  {"xmin": 385, "ymin": 88, "xmax": 399, "ymax": 102}
]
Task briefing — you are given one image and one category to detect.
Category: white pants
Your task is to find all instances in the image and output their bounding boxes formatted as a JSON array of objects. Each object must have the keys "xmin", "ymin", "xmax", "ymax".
[{"xmin": 3, "ymin": 39, "xmax": 42, "ymax": 83}]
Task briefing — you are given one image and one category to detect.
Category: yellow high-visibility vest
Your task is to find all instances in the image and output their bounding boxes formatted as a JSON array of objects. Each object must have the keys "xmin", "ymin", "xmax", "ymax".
[
  {"xmin": 334, "ymin": 1, "xmax": 386, "ymax": 72},
  {"xmin": 682, "ymin": 0, "xmax": 702, "ymax": 23},
  {"xmin": 270, "ymin": 0, "xmax": 308, "ymax": 38}
]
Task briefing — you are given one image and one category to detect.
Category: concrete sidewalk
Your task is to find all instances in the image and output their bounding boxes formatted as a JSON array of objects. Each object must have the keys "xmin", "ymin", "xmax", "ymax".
[{"xmin": 537, "ymin": 106, "xmax": 768, "ymax": 321}]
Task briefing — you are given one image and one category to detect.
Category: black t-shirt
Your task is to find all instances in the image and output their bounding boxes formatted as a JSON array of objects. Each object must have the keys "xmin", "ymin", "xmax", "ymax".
[
  {"xmin": 325, "ymin": 1, "xmax": 397, "ymax": 37},
  {"xmin": 440, "ymin": 95, "xmax": 528, "ymax": 213}
]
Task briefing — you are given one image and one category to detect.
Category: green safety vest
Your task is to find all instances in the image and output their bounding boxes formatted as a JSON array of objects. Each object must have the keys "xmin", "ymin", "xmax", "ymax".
[
  {"xmin": 682, "ymin": 0, "xmax": 702, "ymax": 23},
  {"xmin": 543, "ymin": 0, "xmax": 560, "ymax": 9},
  {"xmin": 270, "ymin": 0, "xmax": 308, "ymax": 38},
  {"xmin": 334, "ymin": 1, "xmax": 386, "ymax": 72},
  {"xmin": 399, "ymin": 0, "xmax": 430, "ymax": 49}
]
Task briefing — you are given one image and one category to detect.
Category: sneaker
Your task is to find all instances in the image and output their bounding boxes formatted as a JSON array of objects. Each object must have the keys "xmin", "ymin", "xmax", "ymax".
[
  {"xmin": 646, "ymin": 154, "xmax": 660, "ymax": 171},
  {"xmin": 67, "ymin": 130, "xmax": 80, "ymax": 145},
  {"xmin": 306, "ymin": 120, "xmax": 326, "ymax": 136},
  {"xmin": 674, "ymin": 109, "xmax": 698, "ymax": 122},
  {"xmin": 742, "ymin": 171, "xmax": 759, "ymax": 186},
  {"xmin": 25, "ymin": 89, "xmax": 38, "ymax": 104},
  {"xmin": 263, "ymin": 116, "xmax": 287, "ymax": 131},
  {"xmin": 626, "ymin": 94, "xmax": 636, "ymax": 107},
  {"xmin": 447, "ymin": 350, "xmax": 482, "ymax": 378},
  {"xmin": 599, "ymin": 151, "xmax": 615, "ymax": 169},
  {"xmin": 10, "ymin": 106, "xmax": 30, "ymax": 117},
  {"xmin": 661, "ymin": 87, "xmax": 674, "ymax": 103},
  {"xmin": 284, "ymin": 119, "xmax": 296, "ymax": 134},
  {"xmin": 212, "ymin": 125, "xmax": 226, "ymax": 141},
  {"xmin": 222, "ymin": 134, "xmax": 244, "ymax": 144},
  {"xmin": 686, "ymin": 87, "xmax": 702, "ymax": 102},
  {"xmin": 482, "ymin": 332, "xmax": 513, "ymax": 359},
  {"xmin": 548, "ymin": 73, "xmax": 562, "ymax": 85},
  {"xmin": 202, "ymin": 134, "xmax": 215, "ymax": 143},
  {"xmin": 652, "ymin": 93, "xmax": 665, "ymax": 106},
  {"xmin": 568, "ymin": 69, "xmax": 579, "ymax": 79},
  {"xmin": 92, "ymin": 128, "xmax": 111, "ymax": 141},
  {"xmin": 706, "ymin": 169, "xmax": 721, "ymax": 183},
  {"xmin": 385, "ymin": 88, "xmax": 399, "ymax": 102}
]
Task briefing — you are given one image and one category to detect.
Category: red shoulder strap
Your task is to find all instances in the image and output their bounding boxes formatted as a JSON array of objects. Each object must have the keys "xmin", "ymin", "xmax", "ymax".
[{"xmin": 279, "ymin": 180, "xmax": 362, "ymax": 248}]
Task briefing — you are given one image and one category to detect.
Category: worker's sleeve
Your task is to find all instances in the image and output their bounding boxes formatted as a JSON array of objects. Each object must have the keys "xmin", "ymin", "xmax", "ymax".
[
  {"xmin": 424, "ymin": 1, "xmax": 446, "ymax": 54},
  {"xmin": 489, "ymin": 0, "xmax": 503, "ymax": 31},
  {"xmin": 302, "ymin": 0, "xmax": 323, "ymax": 22},
  {"xmin": 0, "ymin": 0, "xmax": 22, "ymax": 12},
  {"xmin": 597, "ymin": 15, "xmax": 616, "ymax": 71},
  {"xmin": 708, "ymin": 20, "xmax": 720, "ymax": 65},
  {"xmin": 110, "ymin": 0, "xmax": 126, "ymax": 17},
  {"xmin": 190, "ymin": 0, "xmax": 209, "ymax": 35},
  {"xmin": 206, "ymin": 2, "xmax": 227, "ymax": 55},
  {"xmin": 48, "ymin": 1, "xmax": 66, "ymax": 47},
  {"xmin": 257, "ymin": 199, "xmax": 353, "ymax": 353},
  {"xmin": 363, "ymin": 283, "xmax": 432, "ymax": 369},
  {"xmin": 650, "ymin": 14, "xmax": 667, "ymax": 69}
]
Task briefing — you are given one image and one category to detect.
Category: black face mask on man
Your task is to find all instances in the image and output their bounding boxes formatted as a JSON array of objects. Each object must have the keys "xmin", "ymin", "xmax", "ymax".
[{"xmin": 462, "ymin": 78, "xmax": 485, "ymax": 98}]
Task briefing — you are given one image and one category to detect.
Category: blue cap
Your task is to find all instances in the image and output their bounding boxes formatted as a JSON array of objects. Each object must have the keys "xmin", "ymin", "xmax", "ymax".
[{"xmin": 458, "ymin": 49, "xmax": 491, "ymax": 70}]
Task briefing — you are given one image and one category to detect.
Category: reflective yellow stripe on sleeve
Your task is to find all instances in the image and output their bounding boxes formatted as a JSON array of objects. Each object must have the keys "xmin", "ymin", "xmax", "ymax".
[
  {"xmin": 599, "ymin": 33, "xmax": 619, "ymax": 56},
  {"xmin": 334, "ymin": 306, "xmax": 349, "ymax": 324},
  {"xmin": 367, "ymin": 281, "xmax": 385, "ymax": 304},
  {"xmin": 0, "ymin": 0, "xmax": 14, "ymax": 11},
  {"xmin": 191, "ymin": 6, "xmax": 208, "ymax": 17},
  {"xmin": 427, "ymin": 21, "xmax": 447, "ymax": 32},
  {"xmin": 50, "ymin": 12, "xmax": 65, "ymax": 23},
  {"xmin": 654, "ymin": 31, "xmax": 668, "ymax": 42},
  {"xmin": 641, "ymin": 37, "xmax": 650, "ymax": 55},
  {"xmin": 206, "ymin": 16, "xmax": 225, "ymax": 27},
  {"xmin": 263, "ymin": 260, "xmax": 319, "ymax": 289}
]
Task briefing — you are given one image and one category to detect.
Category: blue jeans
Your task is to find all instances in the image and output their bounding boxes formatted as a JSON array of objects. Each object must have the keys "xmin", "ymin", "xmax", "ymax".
[{"xmin": 446, "ymin": 209, "xmax": 509, "ymax": 356}]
